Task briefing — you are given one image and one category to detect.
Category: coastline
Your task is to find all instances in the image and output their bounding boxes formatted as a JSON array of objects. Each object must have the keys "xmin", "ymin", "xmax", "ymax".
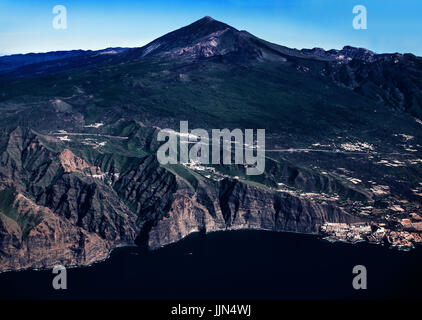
[{"xmin": 2, "ymin": 226, "xmax": 421, "ymax": 275}]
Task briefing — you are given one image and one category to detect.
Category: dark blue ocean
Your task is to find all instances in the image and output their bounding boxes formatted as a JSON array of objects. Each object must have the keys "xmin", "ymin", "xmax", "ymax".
[{"xmin": 1, "ymin": 230, "xmax": 421, "ymax": 300}]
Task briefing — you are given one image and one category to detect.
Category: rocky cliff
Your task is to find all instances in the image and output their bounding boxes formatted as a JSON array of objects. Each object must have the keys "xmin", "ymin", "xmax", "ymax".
[{"xmin": 0, "ymin": 127, "xmax": 361, "ymax": 271}]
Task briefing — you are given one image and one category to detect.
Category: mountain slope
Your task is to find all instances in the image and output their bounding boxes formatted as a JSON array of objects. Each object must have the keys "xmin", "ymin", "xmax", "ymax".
[
  {"xmin": 0, "ymin": 47, "xmax": 129, "ymax": 77},
  {"xmin": 0, "ymin": 17, "xmax": 422, "ymax": 271}
]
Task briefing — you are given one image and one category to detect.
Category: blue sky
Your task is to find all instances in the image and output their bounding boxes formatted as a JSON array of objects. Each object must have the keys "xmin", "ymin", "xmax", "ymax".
[{"xmin": 0, "ymin": 0, "xmax": 421, "ymax": 56}]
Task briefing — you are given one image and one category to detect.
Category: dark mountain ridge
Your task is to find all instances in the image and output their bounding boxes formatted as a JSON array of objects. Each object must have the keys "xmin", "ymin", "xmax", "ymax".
[{"xmin": 0, "ymin": 47, "xmax": 129, "ymax": 74}]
